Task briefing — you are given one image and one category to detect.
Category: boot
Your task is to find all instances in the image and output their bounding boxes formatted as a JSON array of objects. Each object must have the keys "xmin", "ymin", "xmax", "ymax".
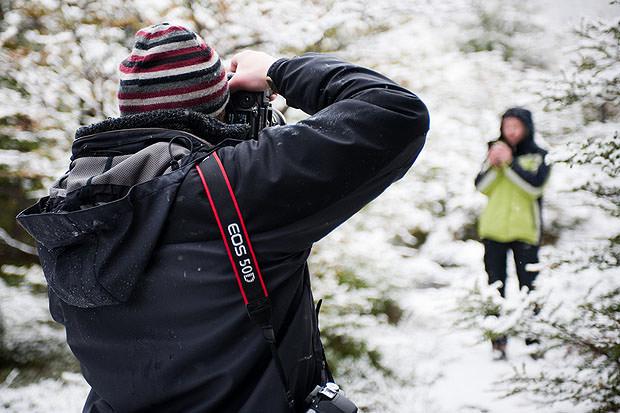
[
  {"xmin": 491, "ymin": 336, "xmax": 507, "ymax": 361},
  {"xmin": 525, "ymin": 337, "xmax": 544, "ymax": 359}
]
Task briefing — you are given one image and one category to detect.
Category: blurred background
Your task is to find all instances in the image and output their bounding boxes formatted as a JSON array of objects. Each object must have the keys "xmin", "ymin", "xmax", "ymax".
[{"xmin": 0, "ymin": 0, "xmax": 618, "ymax": 412}]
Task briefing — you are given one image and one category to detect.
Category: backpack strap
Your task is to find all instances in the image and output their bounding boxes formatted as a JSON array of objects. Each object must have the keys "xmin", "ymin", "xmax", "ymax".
[{"xmin": 195, "ymin": 152, "xmax": 295, "ymax": 411}]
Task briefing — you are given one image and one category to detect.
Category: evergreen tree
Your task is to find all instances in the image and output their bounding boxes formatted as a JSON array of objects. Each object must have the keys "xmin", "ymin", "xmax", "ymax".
[
  {"xmin": 542, "ymin": 16, "xmax": 620, "ymax": 123},
  {"xmin": 458, "ymin": 11, "xmax": 620, "ymax": 412}
]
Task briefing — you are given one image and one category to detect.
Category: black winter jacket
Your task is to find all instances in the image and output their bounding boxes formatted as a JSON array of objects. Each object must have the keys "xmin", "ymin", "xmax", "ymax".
[{"xmin": 17, "ymin": 53, "xmax": 429, "ymax": 412}]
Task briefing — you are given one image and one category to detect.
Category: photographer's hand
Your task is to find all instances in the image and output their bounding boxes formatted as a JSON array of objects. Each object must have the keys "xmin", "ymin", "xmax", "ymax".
[
  {"xmin": 228, "ymin": 50, "xmax": 278, "ymax": 99},
  {"xmin": 211, "ymin": 53, "xmax": 428, "ymax": 251}
]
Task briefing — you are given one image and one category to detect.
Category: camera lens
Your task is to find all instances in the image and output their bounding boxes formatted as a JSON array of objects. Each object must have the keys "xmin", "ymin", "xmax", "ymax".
[{"xmin": 238, "ymin": 94, "xmax": 254, "ymax": 109}]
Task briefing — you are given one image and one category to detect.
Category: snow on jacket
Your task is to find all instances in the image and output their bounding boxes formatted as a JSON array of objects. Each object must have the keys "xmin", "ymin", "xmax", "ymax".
[
  {"xmin": 475, "ymin": 108, "xmax": 550, "ymax": 245},
  {"xmin": 16, "ymin": 52, "xmax": 429, "ymax": 413}
]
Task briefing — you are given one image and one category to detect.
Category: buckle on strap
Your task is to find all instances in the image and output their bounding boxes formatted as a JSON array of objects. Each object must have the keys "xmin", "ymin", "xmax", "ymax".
[{"xmin": 247, "ymin": 296, "xmax": 275, "ymax": 339}]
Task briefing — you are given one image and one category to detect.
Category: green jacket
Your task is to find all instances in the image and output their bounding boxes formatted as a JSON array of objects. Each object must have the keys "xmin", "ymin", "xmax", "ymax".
[{"xmin": 475, "ymin": 152, "xmax": 550, "ymax": 245}]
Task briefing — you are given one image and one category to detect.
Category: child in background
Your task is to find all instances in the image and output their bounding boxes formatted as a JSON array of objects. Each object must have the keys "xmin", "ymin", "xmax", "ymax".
[{"xmin": 475, "ymin": 107, "xmax": 551, "ymax": 360}]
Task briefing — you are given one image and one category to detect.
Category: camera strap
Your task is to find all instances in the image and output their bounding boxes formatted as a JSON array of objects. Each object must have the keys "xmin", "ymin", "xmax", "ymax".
[{"xmin": 195, "ymin": 152, "xmax": 296, "ymax": 412}]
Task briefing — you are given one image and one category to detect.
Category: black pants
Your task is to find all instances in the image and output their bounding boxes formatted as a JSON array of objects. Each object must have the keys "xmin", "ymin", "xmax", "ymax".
[{"xmin": 483, "ymin": 239, "xmax": 540, "ymax": 297}]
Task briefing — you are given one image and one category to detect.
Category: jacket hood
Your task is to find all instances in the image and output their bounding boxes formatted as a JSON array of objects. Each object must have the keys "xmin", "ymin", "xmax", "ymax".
[
  {"xmin": 17, "ymin": 110, "xmax": 248, "ymax": 308},
  {"xmin": 498, "ymin": 107, "xmax": 539, "ymax": 154}
]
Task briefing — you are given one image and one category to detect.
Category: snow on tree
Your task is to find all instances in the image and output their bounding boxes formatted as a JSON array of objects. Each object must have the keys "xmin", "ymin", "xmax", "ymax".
[
  {"xmin": 542, "ymin": 16, "xmax": 620, "ymax": 123},
  {"xmin": 1, "ymin": 0, "xmax": 619, "ymax": 411},
  {"xmin": 457, "ymin": 10, "xmax": 620, "ymax": 413}
]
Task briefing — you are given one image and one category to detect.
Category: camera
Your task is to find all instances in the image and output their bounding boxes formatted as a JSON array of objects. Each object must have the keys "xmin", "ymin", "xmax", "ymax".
[
  {"xmin": 305, "ymin": 382, "xmax": 358, "ymax": 413},
  {"xmin": 225, "ymin": 75, "xmax": 286, "ymax": 140}
]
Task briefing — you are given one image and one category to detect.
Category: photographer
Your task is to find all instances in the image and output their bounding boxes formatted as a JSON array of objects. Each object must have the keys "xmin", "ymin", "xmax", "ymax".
[
  {"xmin": 17, "ymin": 23, "xmax": 429, "ymax": 412},
  {"xmin": 475, "ymin": 108, "xmax": 551, "ymax": 360}
]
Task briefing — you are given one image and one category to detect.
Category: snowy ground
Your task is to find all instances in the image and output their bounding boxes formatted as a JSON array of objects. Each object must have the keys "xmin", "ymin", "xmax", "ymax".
[
  {"xmin": 341, "ymin": 260, "xmax": 588, "ymax": 413},
  {"xmin": 1, "ymin": 0, "xmax": 618, "ymax": 412}
]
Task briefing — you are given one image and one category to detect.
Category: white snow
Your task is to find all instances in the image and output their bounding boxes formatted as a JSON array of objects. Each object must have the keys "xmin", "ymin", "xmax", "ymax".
[{"xmin": 1, "ymin": 0, "xmax": 618, "ymax": 412}]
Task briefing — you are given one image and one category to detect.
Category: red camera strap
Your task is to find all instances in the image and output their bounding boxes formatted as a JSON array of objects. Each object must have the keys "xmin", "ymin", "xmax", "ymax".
[
  {"xmin": 195, "ymin": 152, "xmax": 295, "ymax": 411},
  {"xmin": 196, "ymin": 152, "xmax": 268, "ymax": 304}
]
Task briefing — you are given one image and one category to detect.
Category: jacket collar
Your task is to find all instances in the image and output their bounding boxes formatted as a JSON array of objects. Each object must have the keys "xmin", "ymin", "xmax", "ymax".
[{"xmin": 73, "ymin": 109, "xmax": 250, "ymax": 158}]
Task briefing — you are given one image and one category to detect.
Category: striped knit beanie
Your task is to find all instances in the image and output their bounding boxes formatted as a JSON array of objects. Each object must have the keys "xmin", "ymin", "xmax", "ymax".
[{"xmin": 118, "ymin": 23, "xmax": 229, "ymax": 117}]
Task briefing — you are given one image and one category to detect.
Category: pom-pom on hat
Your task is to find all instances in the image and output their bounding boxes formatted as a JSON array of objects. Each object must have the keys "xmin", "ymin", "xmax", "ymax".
[{"xmin": 117, "ymin": 23, "xmax": 229, "ymax": 117}]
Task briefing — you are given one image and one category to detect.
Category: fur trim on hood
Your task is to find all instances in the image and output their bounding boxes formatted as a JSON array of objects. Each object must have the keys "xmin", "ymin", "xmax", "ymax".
[{"xmin": 75, "ymin": 109, "xmax": 250, "ymax": 144}]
